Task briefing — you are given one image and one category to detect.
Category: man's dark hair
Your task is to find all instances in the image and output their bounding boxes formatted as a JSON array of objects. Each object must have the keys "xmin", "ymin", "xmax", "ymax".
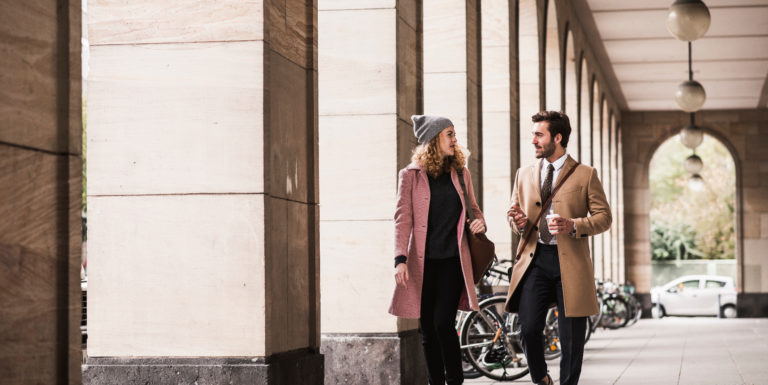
[{"xmin": 532, "ymin": 111, "xmax": 572, "ymax": 148}]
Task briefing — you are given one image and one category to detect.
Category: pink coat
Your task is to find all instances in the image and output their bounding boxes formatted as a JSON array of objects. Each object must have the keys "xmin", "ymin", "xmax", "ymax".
[{"xmin": 389, "ymin": 162, "xmax": 483, "ymax": 319}]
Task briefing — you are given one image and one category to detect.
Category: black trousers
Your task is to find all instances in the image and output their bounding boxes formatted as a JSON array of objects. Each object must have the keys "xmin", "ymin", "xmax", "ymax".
[
  {"xmin": 420, "ymin": 257, "xmax": 465, "ymax": 385},
  {"xmin": 518, "ymin": 243, "xmax": 587, "ymax": 385}
]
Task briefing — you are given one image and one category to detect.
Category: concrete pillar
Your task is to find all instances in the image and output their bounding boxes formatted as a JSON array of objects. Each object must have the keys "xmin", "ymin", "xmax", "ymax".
[
  {"xmin": 424, "ymin": 0, "xmax": 482, "ymax": 183},
  {"xmin": 518, "ymin": 0, "xmax": 540, "ymax": 164},
  {"xmin": 0, "ymin": 0, "xmax": 82, "ymax": 383},
  {"xmin": 602, "ymin": 99, "xmax": 611, "ymax": 280},
  {"xmin": 564, "ymin": 31, "xmax": 579, "ymax": 159},
  {"xmin": 482, "ymin": 0, "xmax": 517, "ymax": 261},
  {"xmin": 83, "ymin": 1, "xmax": 322, "ymax": 383},
  {"xmin": 611, "ymin": 115, "xmax": 620, "ymax": 281},
  {"xmin": 544, "ymin": 0, "xmax": 561, "ymax": 111},
  {"xmin": 318, "ymin": 1, "xmax": 426, "ymax": 383},
  {"xmin": 592, "ymin": 83, "xmax": 604, "ymax": 279},
  {"xmin": 617, "ymin": 123, "xmax": 626, "ymax": 283},
  {"xmin": 579, "ymin": 60, "xmax": 591, "ymax": 166}
]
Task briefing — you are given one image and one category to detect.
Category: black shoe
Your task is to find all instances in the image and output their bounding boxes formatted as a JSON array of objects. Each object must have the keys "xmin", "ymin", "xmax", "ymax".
[{"xmin": 536, "ymin": 373, "xmax": 553, "ymax": 385}]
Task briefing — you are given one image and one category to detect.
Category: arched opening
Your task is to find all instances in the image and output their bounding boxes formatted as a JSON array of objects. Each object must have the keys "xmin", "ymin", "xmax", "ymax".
[
  {"xmin": 544, "ymin": 0, "xmax": 561, "ymax": 111},
  {"xmin": 563, "ymin": 28, "xmax": 578, "ymax": 159},
  {"xmin": 648, "ymin": 133, "xmax": 737, "ymax": 301},
  {"xmin": 518, "ymin": 0, "xmax": 540, "ymax": 163},
  {"xmin": 579, "ymin": 56, "xmax": 590, "ymax": 164}
]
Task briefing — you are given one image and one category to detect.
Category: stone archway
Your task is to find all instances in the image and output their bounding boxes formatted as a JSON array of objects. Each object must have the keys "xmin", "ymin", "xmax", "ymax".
[
  {"xmin": 646, "ymin": 129, "xmax": 738, "ymax": 293},
  {"xmin": 621, "ymin": 110, "xmax": 768, "ymax": 316}
]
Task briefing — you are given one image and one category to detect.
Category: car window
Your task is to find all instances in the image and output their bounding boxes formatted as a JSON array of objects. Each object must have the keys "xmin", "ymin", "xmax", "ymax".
[
  {"xmin": 705, "ymin": 280, "xmax": 726, "ymax": 289},
  {"xmin": 682, "ymin": 280, "xmax": 700, "ymax": 290}
]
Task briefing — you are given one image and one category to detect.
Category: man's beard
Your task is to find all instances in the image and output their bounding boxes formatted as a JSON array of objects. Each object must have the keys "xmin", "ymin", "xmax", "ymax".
[{"xmin": 535, "ymin": 141, "xmax": 556, "ymax": 159}]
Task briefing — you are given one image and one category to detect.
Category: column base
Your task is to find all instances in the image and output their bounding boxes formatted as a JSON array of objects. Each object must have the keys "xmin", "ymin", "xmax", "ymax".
[
  {"xmin": 83, "ymin": 349, "xmax": 323, "ymax": 385},
  {"xmin": 321, "ymin": 330, "xmax": 426, "ymax": 385},
  {"xmin": 737, "ymin": 293, "xmax": 768, "ymax": 317},
  {"xmin": 635, "ymin": 292, "xmax": 653, "ymax": 318}
]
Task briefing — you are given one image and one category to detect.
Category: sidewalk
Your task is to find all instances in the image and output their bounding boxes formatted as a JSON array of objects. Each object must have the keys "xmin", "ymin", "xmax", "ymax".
[{"xmin": 467, "ymin": 317, "xmax": 768, "ymax": 385}]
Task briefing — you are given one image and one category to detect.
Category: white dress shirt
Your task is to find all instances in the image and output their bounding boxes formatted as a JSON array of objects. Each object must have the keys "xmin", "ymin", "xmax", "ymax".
[{"xmin": 538, "ymin": 153, "xmax": 569, "ymax": 245}]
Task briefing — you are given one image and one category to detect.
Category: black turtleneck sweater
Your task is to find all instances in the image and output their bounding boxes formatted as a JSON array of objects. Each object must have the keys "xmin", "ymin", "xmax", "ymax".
[{"xmin": 424, "ymin": 171, "xmax": 462, "ymax": 259}]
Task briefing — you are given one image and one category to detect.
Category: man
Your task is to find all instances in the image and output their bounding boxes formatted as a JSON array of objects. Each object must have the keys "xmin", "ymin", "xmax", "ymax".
[{"xmin": 505, "ymin": 111, "xmax": 611, "ymax": 385}]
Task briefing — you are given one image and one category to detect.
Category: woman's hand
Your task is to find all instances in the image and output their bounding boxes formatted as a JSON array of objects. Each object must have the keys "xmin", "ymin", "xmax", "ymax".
[
  {"xmin": 394, "ymin": 263, "xmax": 409, "ymax": 289},
  {"xmin": 468, "ymin": 218, "xmax": 487, "ymax": 235}
]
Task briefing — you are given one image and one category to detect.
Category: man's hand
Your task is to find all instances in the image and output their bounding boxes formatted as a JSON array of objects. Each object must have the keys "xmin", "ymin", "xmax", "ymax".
[
  {"xmin": 548, "ymin": 216, "xmax": 574, "ymax": 235},
  {"xmin": 394, "ymin": 263, "xmax": 409, "ymax": 289},
  {"xmin": 508, "ymin": 204, "xmax": 527, "ymax": 231}
]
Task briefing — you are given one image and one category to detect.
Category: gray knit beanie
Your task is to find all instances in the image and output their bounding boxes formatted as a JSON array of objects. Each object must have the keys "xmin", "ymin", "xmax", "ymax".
[{"xmin": 411, "ymin": 115, "xmax": 453, "ymax": 144}]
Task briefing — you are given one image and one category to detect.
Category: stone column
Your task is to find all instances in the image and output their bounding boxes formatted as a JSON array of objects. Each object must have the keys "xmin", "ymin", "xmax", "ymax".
[
  {"xmin": 482, "ymin": 0, "xmax": 517, "ymax": 261},
  {"xmin": 423, "ymin": 0, "xmax": 482, "ymax": 184},
  {"xmin": 518, "ymin": 0, "xmax": 540, "ymax": 164},
  {"xmin": 617, "ymin": 123, "xmax": 626, "ymax": 283},
  {"xmin": 83, "ymin": 1, "xmax": 322, "ymax": 383},
  {"xmin": 544, "ymin": 0, "xmax": 561, "ymax": 111},
  {"xmin": 0, "ymin": 0, "xmax": 82, "ymax": 384},
  {"xmin": 602, "ymin": 100, "xmax": 612, "ymax": 280},
  {"xmin": 611, "ymin": 116, "xmax": 620, "ymax": 281},
  {"xmin": 579, "ymin": 59, "xmax": 591, "ymax": 165},
  {"xmin": 592, "ymin": 85, "xmax": 604, "ymax": 279},
  {"xmin": 318, "ymin": 1, "xmax": 426, "ymax": 384}
]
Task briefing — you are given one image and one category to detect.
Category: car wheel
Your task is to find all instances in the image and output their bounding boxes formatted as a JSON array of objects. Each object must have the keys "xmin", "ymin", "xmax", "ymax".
[
  {"xmin": 721, "ymin": 305, "xmax": 737, "ymax": 319},
  {"xmin": 651, "ymin": 304, "xmax": 664, "ymax": 319}
]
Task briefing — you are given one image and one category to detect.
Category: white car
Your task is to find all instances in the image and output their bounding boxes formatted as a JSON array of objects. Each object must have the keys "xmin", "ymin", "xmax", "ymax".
[{"xmin": 650, "ymin": 275, "xmax": 737, "ymax": 318}]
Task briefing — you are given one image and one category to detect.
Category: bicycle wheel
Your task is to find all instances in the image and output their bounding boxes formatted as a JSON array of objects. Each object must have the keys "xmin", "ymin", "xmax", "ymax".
[
  {"xmin": 584, "ymin": 316, "xmax": 593, "ymax": 343},
  {"xmin": 624, "ymin": 295, "xmax": 642, "ymax": 327},
  {"xmin": 456, "ymin": 311, "xmax": 483, "ymax": 379},
  {"xmin": 543, "ymin": 307, "xmax": 561, "ymax": 361},
  {"xmin": 460, "ymin": 296, "xmax": 529, "ymax": 381},
  {"xmin": 601, "ymin": 296, "xmax": 629, "ymax": 329}
]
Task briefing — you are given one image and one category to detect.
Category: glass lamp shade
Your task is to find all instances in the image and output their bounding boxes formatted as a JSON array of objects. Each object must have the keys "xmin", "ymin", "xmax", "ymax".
[
  {"xmin": 675, "ymin": 80, "xmax": 706, "ymax": 112},
  {"xmin": 666, "ymin": 0, "xmax": 711, "ymax": 42},
  {"xmin": 688, "ymin": 173, "xmax": 704, "ymax": 191},
  {"xmin": 684, "ymin": 154, "xmax": 703, "ymax": 174},
  {"xmin": 679, "ymin": 125, "xmax": 704, "ymax": 149}
]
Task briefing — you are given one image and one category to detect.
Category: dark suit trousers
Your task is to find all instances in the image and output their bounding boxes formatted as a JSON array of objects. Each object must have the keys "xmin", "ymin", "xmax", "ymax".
[
  {"xmin": 518, "ymin": 243, "xmax": 587, "ymax": 385},
  {"xmin": 420, "ymin": 257, "xmax": 465, "ymax": 385}
]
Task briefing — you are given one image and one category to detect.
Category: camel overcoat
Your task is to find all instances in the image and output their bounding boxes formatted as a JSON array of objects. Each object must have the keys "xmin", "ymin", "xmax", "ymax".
[
  {"xmin": 505, "ymin": 155, "xmax": 611, "ymax": 317},
  {"xmin": 389, "ymin": 163, "xmax": 483, "ymax": 319}
]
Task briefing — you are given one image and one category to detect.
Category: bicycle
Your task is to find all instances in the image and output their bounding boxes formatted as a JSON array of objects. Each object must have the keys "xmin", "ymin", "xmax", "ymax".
[
  {"xmin": 598, "ymin": 281, "xmax": 630, "ymax": 329},
  {"xmin": 459, "ymin": 295, "xmax": 530, "ymax": 381}
]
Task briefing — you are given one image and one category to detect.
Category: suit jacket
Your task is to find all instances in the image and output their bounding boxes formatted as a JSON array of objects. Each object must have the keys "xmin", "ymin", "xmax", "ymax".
[
  {"xmin": 389, "ymin": 162, "xmax": 483, "ymax": 319},
  {"xmin": 505, "ymin": 155, "xmax": 611, "ymax": 317}
]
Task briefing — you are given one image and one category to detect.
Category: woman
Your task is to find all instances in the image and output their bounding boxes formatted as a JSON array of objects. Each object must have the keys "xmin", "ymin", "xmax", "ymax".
[{"xmin": 389, "ymin": 115, "xmax": 486, "ymax": 385}]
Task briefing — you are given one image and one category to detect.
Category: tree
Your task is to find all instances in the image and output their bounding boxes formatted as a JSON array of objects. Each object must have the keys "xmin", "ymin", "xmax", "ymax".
[{"xmin": 649, "ymin": 134, "xmax": 735, "ymax": 260}]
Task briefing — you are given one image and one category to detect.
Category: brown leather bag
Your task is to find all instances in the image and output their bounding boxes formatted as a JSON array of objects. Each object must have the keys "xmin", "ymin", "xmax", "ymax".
[{"xmin": 458, "ymin": 170, "xmax": 496, "ymax": 284}]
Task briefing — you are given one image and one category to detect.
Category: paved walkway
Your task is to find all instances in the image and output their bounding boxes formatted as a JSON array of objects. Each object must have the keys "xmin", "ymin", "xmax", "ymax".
[{"xmin": 467, "ymin": 317, "xmax": 768, "ymax": 385}]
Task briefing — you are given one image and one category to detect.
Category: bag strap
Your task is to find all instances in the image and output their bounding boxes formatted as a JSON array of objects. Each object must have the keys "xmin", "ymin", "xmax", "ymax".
[
  {"xmin": 514, "ymin": 160, "xmax": 580, "ymax": 262},
  {"xmin": 457, "ymin": 169, "xmax": 475, "ymax": 222}
]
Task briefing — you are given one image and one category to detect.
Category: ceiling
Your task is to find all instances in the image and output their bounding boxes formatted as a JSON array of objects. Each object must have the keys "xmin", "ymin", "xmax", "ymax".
[{"xmin": 586, "ymin": 0, "xmax": 768, "ymax": 111}]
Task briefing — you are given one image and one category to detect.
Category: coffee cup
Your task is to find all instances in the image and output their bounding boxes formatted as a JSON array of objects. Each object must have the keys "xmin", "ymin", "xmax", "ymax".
[{"xmin": 546, "ymin": 213, "xmax": 560, "ymax": 233}]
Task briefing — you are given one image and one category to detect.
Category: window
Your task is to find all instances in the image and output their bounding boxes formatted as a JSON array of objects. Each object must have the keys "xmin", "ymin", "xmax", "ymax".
[
  {"xmin": 705, "ymin": 280, "xmax": 726, "ymax": 289},
  {"xmin": 682, "ymin": 280, "xmax": 700, "ymax": 290}
]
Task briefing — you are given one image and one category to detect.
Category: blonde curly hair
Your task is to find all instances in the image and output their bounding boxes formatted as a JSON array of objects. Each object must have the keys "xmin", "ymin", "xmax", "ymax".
[{"xmin": 411, "ymin": 135, "xmax": 468, "ymax": 179}]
